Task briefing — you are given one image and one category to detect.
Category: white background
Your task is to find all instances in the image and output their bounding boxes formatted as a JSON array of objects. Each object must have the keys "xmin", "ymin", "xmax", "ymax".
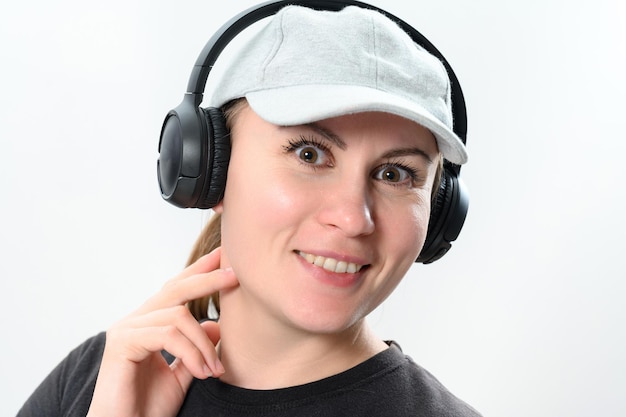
[{"xmin": 2, "ymin": 1, "xmax": 625, "ymax": 416}]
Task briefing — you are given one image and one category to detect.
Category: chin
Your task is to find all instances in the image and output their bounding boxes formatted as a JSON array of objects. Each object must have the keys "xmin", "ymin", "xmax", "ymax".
[{"xmin": 281, "ymin": 297, "xmax": 370, "ymax": 335}]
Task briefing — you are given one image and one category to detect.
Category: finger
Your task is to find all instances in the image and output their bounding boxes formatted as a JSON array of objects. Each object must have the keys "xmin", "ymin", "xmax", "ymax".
[
  {"xmin": 200, "ymin": 320, "xmax": 225, "ymax": 374},
  {"xmin": 122, "ymin": 305, "xmax": 222, "ymax": 375},
  {"xmin": 162, "ymin": 268, "xmax": 238, "ymax": 305},
  {"xmin": 109, "ymin": 324, "xmax": 219, "ymax": 379},
  {"xmin": 138, "ymin": 267, "xmax": 238, "ymax": 314},
  {"xmin": 200, "ymin": 320, "xmax": 221, "ymax": 346},
  {"xmin": 170, "ymin": 247, "xmax": 223, "ymax": 282},
  {"xmin": 170, "ymin": 357, "xmax": 195, "ymax": 390}
]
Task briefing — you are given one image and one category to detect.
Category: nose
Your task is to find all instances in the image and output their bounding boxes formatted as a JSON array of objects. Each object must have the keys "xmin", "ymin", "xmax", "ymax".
[{"xmin": 317, "ymin": 178, "xmax": 375, "ymax": 237}]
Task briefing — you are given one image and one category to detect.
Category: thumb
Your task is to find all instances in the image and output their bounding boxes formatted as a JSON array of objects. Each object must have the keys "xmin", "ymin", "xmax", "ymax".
[{"xmin": 200, "ymin": 319, "xmax": 221, "ymax": 346}]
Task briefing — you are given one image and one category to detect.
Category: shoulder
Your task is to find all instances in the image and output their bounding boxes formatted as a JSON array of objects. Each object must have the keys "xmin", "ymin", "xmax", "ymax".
[
  {"xmin": 17, "ymin": 332, "xmax": 106, "ymax": 417},
  {"xmin": 58, "ymin": 331, "xmax": 107, "ymax": 374},
  {"xmin": 51, "ymin": 332, "xmax": 107, "ymax": 390},
  {"xmin": 382, "ymin": 342, "xmax": 482, "ymax": 417}
]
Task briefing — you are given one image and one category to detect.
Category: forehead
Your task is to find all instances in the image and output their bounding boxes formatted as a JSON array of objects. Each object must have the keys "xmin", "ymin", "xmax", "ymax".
[
  {"xmin": 304, "ymin": 111, "xmax": 439, "ymax": 155},
  {"xmin": 229, "ymin": 103, "xmax": 440, "ymax": 159}
]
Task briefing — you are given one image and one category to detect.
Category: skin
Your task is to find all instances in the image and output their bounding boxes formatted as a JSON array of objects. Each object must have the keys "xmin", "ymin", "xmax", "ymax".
[
  {"xmin": 88, "ymin": 249, "xmax": 238, "ymax": 417},
  {"xmin": 87, "ymin": 106, "xmax": 439, "ymax": 416},
  {"xmin": 215, "ymin": 105, "xmax": 440, "ymax": 389}
]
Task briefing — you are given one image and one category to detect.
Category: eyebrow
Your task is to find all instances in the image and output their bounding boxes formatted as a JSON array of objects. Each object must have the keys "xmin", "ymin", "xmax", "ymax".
[
  {"xmin": 305, "ymin": 123, "xmax": 347, "ymax": 150},
  {"xmin": 303, "ymin": 122, "xmax": 433, "ymax": 164},
  {"xmin": 381, "ymin": 147, "xmax": 434, "ymax": 165}
]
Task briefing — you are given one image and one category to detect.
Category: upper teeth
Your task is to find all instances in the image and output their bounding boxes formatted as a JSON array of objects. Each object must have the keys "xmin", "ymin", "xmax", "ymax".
[{"xmin": 297, "ymin": 251, "xmax": 364, "ymax": 274}]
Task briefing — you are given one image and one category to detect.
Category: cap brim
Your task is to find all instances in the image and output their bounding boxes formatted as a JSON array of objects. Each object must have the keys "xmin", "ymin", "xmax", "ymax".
[{"xmin": 246, "ymin": 84, "xmax": 468, "ymax": 165}]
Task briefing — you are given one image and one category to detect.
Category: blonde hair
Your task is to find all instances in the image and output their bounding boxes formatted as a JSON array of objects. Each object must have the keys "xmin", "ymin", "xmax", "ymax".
[
  {"xmin": 186, "ymin": 213, "xmax": 223, "ymax": 320},
  {"xmin": 186, "ymin": 99, "xmax": 246, "ymax": 320},
  {"xmin": 185, "ymin": 99, "xmax": 443, "ymax": 320}
]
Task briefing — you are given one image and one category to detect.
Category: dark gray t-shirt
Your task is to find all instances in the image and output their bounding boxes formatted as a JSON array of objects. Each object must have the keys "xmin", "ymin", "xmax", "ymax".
[{"xmin": 18, "ymin": 332, "xmax": 481, "ymax": 416}]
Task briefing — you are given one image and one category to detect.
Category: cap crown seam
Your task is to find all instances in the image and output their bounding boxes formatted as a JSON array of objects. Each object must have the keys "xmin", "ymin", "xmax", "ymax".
[
  {"xmin": 371, "ymin": 14, "xmax": 379, "ymax": 90},
  {"xmin": 260, "ymin": 8, "xmax": 287, "ymax": 86}
]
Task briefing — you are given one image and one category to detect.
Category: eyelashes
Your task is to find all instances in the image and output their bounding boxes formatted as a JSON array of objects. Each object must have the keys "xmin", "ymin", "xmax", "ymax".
[
  {"xmin": 283, "ymin": 135, "xmax": 334, "ymax": 168},
  {"xmin": 282, "ymin": 135, "xmax": 331, "ymax": 156},
  {"xmin": 376, "ymin": 162, "xmax": 419, "ymax": 185},
  {"xmin": 282, "ymin": 135, "xmax": 423, "ymax": 187}
]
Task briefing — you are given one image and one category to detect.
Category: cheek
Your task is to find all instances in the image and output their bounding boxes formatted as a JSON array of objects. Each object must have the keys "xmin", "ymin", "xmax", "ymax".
[
  {"xmin": 382, "ymin": 198, "xmax": 431, "ymax": 260},
  {"xmin": 225, "ymin": 166, "xmax": 311, "ymax": 220},
  {"xmin": 219, "ymin": 163, "xmax": 316, "ymax": 267},
  {"xmin": 411, "ymin": 202, "xmax": 431, "ymax": 247},
  {"xmin": 368, "ymin": 203, "xmax": 429, "ymax": 308}
]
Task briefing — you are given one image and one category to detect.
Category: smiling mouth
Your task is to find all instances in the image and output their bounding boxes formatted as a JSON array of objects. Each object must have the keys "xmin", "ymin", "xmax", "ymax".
[{"xmin": 296, "ymin": 251, "xmax": 366, "ymax": 274}]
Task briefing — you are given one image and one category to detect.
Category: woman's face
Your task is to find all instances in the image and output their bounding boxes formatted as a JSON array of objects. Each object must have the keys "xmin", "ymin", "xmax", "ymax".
[{"xmin": 216, "ymin": 105, "xmax": 439, "ymax": 334}]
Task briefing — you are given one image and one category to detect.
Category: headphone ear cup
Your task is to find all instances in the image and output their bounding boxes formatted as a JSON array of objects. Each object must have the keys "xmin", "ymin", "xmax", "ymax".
[
  {"xmin": 158, "ymin": 97, "xmax": 208, "ymax": 209},
  {"xmin": 198, "ymin": 107, "xmax": 231, "ymax": 208},
  {"xmin": 417, "ymin": 163, "xmax": 469, "ymax": 263}
]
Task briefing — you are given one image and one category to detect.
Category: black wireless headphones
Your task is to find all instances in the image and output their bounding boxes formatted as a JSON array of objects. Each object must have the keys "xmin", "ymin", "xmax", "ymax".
[{"xmin": 157, "ymin": 0, "xmax": 469, "ymax": 264}]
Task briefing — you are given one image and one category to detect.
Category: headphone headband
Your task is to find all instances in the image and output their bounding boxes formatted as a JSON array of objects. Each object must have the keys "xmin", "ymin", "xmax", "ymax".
[{"xmin": 185, "ymin": 0, "xmax": 466, "ymax": 149}]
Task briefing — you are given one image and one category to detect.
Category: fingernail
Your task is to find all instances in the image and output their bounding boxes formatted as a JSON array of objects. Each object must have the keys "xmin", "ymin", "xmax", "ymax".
[
  {"xmin": 203, "ymin": 364, "xmax": 213, "ymax": 378},
  {"xmin": 215, "ymin": 358, "xmax": 225, "ymax": 375}
]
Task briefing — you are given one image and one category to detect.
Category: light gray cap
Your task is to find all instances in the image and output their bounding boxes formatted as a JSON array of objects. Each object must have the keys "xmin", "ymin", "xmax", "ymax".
[{"xmin": 211, "ymin": 5, "xmax": 468, "ymax": 164}]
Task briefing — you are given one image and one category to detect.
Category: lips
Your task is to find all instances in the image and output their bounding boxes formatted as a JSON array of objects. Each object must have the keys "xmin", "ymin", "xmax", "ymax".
[{"xmin": 296, "ymin": 251, "xmax": 365, "ymax": 274}]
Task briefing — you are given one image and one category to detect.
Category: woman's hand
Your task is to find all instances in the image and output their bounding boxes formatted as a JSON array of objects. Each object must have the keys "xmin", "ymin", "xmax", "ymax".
[{"xmin": 86, "ymin": 248, "xmax": 238, "ymax": 417}]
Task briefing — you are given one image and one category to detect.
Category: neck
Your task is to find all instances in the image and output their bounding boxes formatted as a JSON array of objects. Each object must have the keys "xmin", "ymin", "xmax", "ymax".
[{"xmin": 216, "ymin": 294, "xmax": 387, "ymax": 389}]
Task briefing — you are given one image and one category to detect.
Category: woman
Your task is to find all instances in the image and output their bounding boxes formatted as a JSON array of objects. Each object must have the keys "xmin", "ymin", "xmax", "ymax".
[{"xmin": 18, "ymin": 3, "xmax": 480, "ymax": 416}]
